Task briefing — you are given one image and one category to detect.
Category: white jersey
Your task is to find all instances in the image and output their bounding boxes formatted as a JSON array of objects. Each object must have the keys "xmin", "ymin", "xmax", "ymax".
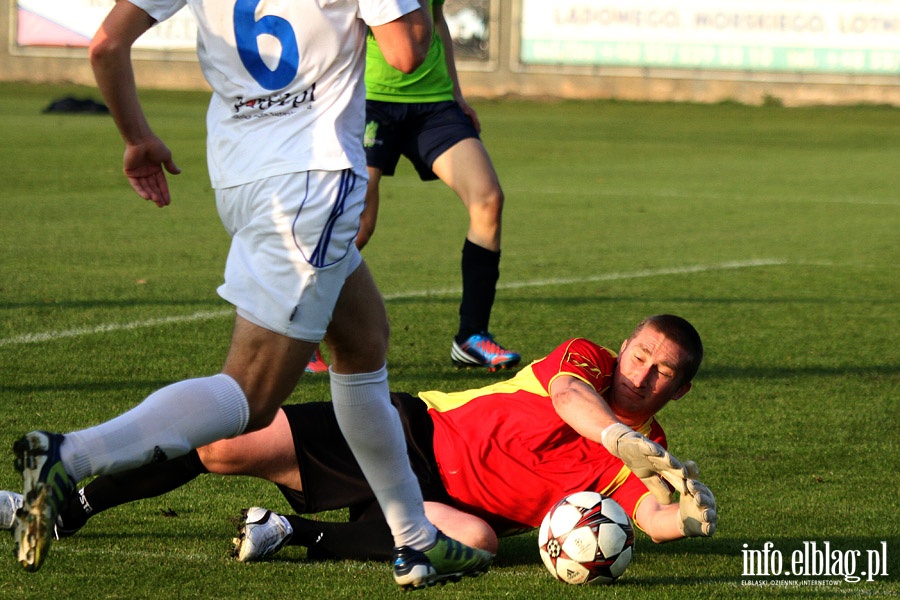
[{"xmin": 129, "ymin": 0, "xmax": 420, "ymax": 188}]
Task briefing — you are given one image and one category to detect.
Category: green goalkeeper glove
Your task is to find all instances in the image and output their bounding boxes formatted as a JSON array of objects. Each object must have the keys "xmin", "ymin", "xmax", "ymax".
[{"xmin": 601, "ymin": 423, "xmax": 687, "ymax": 505}]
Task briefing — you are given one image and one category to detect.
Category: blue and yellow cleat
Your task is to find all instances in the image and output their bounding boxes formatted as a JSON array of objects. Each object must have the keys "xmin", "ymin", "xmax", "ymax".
[
  {"xmin": 13, "ymin": 431, "xmax": 74, "ymax": 572},
  {"xmin": 393, "ymin": 530, "xmax": 494, "ymax": 590}
]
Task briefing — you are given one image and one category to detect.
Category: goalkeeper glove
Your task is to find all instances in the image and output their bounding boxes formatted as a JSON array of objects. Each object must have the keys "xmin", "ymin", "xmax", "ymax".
[
  {"xmin": 666, "ymin": 460, "xmax": 718, "ymax": 537},
  {"xmin": 660, "ymin": 459, "xmax": 717, "ymax": 536},
  {"xmin": 675, "ymin": 469, "xmax": 717, "ymax": 537},
  {"xmin": 601, "ymin": 422, "xmax": 686, "ymax": 505}
]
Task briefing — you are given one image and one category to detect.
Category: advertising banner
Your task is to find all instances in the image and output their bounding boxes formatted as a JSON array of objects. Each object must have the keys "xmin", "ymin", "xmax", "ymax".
[
  {"xmin": 521, "ymin": 0, "xmax": 900, "ymax": 74},
  {"xmin": 16, "ymin": 0, "xmax": 196, "ymax": 50}
]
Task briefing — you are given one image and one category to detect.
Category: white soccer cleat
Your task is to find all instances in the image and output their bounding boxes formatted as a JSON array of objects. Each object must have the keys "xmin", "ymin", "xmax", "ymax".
[
  {"xmin": 0, "ymin": 490, "xmax": 24, "ymax": 530},
  {"xmin": 231, "ymin": 507, "xmax": 293, "ymax": 562}
]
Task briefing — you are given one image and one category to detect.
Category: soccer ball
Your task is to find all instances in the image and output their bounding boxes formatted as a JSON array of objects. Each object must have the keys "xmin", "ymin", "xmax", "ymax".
[{"xmin": 537, "ymin": 491, "xmax": 635, "ymax": 585}]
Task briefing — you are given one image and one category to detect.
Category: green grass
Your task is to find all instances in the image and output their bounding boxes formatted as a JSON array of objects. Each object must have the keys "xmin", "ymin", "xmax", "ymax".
[{"xmin": 1, "ymin": 83, "xmax": 898, "ymax": 598}]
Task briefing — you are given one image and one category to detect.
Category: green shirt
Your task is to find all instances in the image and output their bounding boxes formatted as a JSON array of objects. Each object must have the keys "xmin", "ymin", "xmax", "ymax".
[{"xmin": 365, "ymin": 0, "xmax": 454, "ymax": 103}]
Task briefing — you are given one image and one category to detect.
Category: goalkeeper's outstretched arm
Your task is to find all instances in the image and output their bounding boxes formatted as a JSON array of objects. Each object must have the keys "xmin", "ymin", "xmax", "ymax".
[{"xmin": 550, "ymin": 375, "xmax": 688, "ymax": 504}]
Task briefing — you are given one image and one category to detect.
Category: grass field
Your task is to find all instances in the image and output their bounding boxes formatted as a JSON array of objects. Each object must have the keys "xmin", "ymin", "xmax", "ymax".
[{"xmin": 0, "ymin": 82, "xmax": 898, "ymax": 598}]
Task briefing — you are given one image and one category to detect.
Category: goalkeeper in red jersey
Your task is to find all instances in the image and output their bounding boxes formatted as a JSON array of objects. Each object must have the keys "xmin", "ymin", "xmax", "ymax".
[{"xmin": 1, "ymin": 315, "xmax": 715, "ymax": 561}]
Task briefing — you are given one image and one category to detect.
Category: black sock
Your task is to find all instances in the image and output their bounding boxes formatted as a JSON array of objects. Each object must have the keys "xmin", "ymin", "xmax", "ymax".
[
  {"xmin": 284, "ymin": 515, "xmax": 393, "ymax": 562},
  {"xmin": 457, "ymin": 239, "xmax": 500, "ymax": 342},
  {"xmin": 58, "ymin": 450, "xmax": 208, "ymax": 532}
]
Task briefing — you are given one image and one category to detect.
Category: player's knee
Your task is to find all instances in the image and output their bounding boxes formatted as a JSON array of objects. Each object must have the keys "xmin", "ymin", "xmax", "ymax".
[
  {"xmin": 483, "ymin": 182, "xmax": 504, "ymax": 211},
  {"xmin": 197, "ymin": 438, "xmax": 251, "ymax": 475},
  {"xmin": 449, "ymin": 522, "xmax": 498, "ymax": 554},
  {"xmin": 327, "ymin": 326, "xmax": 389, "ymax": 373},
  {"xmin": 328, "ymin": 343, "xmax": 388, "ymax": 372},
  {"xmin": 471, "ymin": 526, "xmax": 500, "ymax": 555},
  {"xmin": 427, "ymin": 504, "xmax": 499, "ymax": 554},
  {"xmin": 490, "ymin": 185, "xmax": 505, "ymax": 211},
  {"xmin": 468, "ymin": 186, "xmax": 504, "ymax": 223}
]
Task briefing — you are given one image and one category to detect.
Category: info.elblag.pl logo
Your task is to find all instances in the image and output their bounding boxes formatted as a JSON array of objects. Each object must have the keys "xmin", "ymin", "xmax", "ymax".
[{"xmin": 741, "ymin": 541, "xmax": 889, "ymax": 584}]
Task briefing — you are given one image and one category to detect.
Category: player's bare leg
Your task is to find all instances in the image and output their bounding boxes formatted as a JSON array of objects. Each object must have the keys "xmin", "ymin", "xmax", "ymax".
[{"xmin": 433, "ymin": 139, "xmax": 520, "ymax": 372}]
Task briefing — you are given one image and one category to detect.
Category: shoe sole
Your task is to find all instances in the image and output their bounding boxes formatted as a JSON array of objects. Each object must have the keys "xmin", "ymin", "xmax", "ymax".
[
  {"xmin": 451, "ymin": 358, "xmax": 521, "ymax": 373},
  {"xmin": 13, "ymin": 435, "xmax": 55, "ymax": 572},
  {"xmin": 396, "ymin": 564, "xmax": 491, "ymax": 591},
  {"xmin": 450, "ymin": 342, "xmax": 521, "ymax": 372},
  {"xmin": 230, "ymin": 508, "xmax": 252, "ymax": 561},
  {"xmin": 14, "ymin": 487, "xmax": 53, "ymax": 572},
  {"xmin": 230, "ymin": 507, "xmax": 289, "ymax": 563}
]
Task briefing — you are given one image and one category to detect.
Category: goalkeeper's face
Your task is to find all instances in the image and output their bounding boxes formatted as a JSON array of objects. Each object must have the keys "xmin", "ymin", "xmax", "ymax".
[{"xmin": 610, "ymin": 328, "xmax": 692, "ymax": 425}]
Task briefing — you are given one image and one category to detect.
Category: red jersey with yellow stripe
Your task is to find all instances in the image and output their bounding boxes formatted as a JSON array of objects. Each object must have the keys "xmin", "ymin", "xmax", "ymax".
[{"xmin": 420, "ymin": 338, "xmax": 666, "ymax": 534}]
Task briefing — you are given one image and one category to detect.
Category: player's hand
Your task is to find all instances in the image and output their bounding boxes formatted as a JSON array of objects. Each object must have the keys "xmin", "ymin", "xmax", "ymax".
[
  {"xmin": 601, "ymin": 423, "xmax": 687, "ymax": 505},
  {"xmin": 122, "ymin": 136, "xmax": 181, "ymax": 207},
  {"xmin": 677, "ymin": 477, "xmax": 717, "ymax": 537}
]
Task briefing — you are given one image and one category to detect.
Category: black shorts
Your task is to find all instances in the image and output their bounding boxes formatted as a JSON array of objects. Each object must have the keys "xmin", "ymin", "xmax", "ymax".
[
  {"xmin": 277, "ymin": 392, "xmax": 453, "ymax": 519},
  {"xmin": 365, "ymin": 100, "xmax": 480, "ymax": 181}
]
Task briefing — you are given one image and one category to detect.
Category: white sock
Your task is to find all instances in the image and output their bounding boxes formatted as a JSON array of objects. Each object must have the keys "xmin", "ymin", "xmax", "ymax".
[
  {"xmin": 329, "ymin": 366, "xmax": 436, "ymax": 550},
  {"xmin": 61, "ymin": 374, "xmax": 249, "ymax": 483}
]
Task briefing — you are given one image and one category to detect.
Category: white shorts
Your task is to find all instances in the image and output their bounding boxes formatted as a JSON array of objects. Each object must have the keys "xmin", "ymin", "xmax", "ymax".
[{"xmin": 215, "ymin": 170, "xmax": 365, "ymax": 342}]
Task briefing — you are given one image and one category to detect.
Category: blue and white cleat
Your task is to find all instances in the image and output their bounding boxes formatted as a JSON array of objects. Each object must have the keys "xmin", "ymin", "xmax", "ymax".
[{"xmin": 451, "ymin": 332, "xmax": 521, "ymax": 372}]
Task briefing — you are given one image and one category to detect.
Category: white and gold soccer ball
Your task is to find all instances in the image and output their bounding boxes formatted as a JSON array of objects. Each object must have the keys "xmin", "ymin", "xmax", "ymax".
[{"xmin": 537, "ymin": 491, "xmax": 635, "ymax": 585}]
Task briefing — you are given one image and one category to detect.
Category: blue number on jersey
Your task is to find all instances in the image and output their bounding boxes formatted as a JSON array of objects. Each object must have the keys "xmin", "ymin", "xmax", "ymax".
[{"xmin": 234, "ymin": 0, "xmax": 299, "ymax": 90}]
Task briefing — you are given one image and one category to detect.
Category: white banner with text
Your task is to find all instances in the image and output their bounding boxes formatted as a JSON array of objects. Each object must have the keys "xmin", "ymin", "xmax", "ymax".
[{"xmin": 521, "ymin": 0, "xmax": 900, "ymax": 74}]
